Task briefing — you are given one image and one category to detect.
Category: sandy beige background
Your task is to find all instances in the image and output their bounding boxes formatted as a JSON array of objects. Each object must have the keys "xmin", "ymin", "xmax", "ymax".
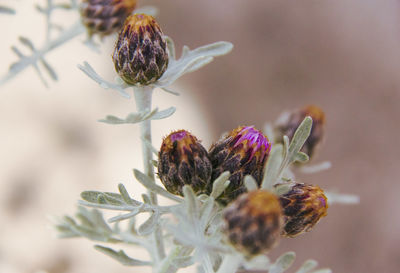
[{"xmin": 1, "ymin": 0, "xmax": 400, "ymax": 272}]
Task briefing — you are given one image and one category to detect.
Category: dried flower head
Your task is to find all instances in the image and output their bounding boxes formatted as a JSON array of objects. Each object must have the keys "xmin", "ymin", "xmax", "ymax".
[
  {"xmin": 279, "ymin": 183, "xmax": 328, "ymax": 237},
  {"xmin": 208, "ymin": 126, "xmax": 272, "ymax": 204},
  {"xmin": 276, "ymin": 105, "xmax": 325, "ymax": 159},
  {"xmin": 112, "ymin": 13, "xmax": 169, "ymax": 85},
  {"xmin": 80, "ymin": 0, "xmax": 137, "ymax": 37},
  {"xmin": 158, "ymin": 130, "xmax": 212, "ymax": 196},
  {"xmin": 223, "ymin": 190, "xmax": 283, "ymax": 256}
]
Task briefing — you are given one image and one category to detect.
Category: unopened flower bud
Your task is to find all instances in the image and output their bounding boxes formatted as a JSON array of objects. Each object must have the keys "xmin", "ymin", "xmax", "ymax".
[
  {"xmin": 113, "ymin": 14, "xmax": 169, "ymax": 85},
  {"xmin": 208, "ymin": 126, "xmax": 271, "ymax": 204},
  {"xmin": 80, "ymin": 0, "xmax": 137, "ymax": 37},
  {"xmin": 275, "ymin": 105, "xmax": 325, "ymax": 159},
  {"xmin": 223, "ymin": 190, "xmax": 283, "ymax": 256},
  {"xmin": 279, "ymin": 183, "xmax": 328, "ymax": 237},
  {"xmin": 158, "ymin": 130, "xmax": 212, "ymax": 196}
]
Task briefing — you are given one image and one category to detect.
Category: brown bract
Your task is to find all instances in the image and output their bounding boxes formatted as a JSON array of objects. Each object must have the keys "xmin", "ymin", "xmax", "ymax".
[
  {"xmin": 157, "ymin": 130, "xmax": 212, "ymax": 196},
  {"xmin": 80, "ymin": 0, "xmax": 137, "ymax": 37},
  {"xmin": 208, "ymin": 126, "xmax": 271, "ymax": 205},
  {"xmin": 276, "ymin": 105, "xmax": 325, "ymax": 159},
  {"xmin": 113, "ymin": 14, "xmax": 169, "ymax": 85},
  {"xmin": 279, "ymin": 183, "xmax": 328, "ymax": 237},
  {"xmin": 223, "ymin": 190, "xmax": 283, "ymax": 256}
]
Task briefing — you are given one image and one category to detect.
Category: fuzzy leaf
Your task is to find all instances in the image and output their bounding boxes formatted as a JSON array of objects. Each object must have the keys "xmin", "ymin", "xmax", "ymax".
[
  {"xmin": 94, "ymin": 245, "xmax": 151, "ymax": 266},
  {"xmin": 0, "ymin": 6, "xmax": 16, "ymax": 14},
  {"xmin": 78, "ymin": 61, "xmax": 130, "ymax": 98},
  {"xmin": 296, "ymin": 259, "xmax": 318, "ymax": 273},
  {"xmin": 138, "ymin": 212, "xmax": 159, "ymax": 235},
  {"xmin": 150, "ymin": 107, "xmax": 176, "ymax": 120},
  {"xmin": 244, "ymin": 175, "xmax": 258, "ymax": 191},
  {"xmin": 312, "ymin": 269, "xmax": 332, "ymax": 273},
  {"xmin": 287, "ymin": 117, "xmax": 312, "ymax": 164},
  {"xmin": 210, "ymin": 171, "xmax": 230, "ymax": 198},
  {"xmin": 183, "ymin": 185, "xmax": 199, "ymax": 219},
  {"xmin": 133, "ymin": 169, "xmax": 183, "ymax": 202},
  {"xmin": 261, "ymin": 144, "xmax": 283, "ymax": 190},
  {"xmin": 269, "ymin": 252, "xmax": 296, "ymax": 273}
]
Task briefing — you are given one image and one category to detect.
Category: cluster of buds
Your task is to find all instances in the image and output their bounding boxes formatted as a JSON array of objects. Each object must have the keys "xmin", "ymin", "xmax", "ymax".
[
  {"xmin": 275, "ymin": 105, "xmax": 326, "ymax": 160},
  {"xmin": 112, "ymin": 13, "xmax": 169, "ymax": 85},
  {"xmin": 80, "ymin": 0, "xmax": 137, "ymax": 37},
  {"xmin": 157, "ymin": 123, "xmax": 329, "ymax": 256}
]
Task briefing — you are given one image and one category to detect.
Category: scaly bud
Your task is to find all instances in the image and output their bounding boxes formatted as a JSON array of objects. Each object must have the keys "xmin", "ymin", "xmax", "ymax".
[
  {"xmin": 80, "ymin": 0, "xmax": 137, "ymax": 37},
  {"xmin": 208, "ymin": 126, "xmax": 271, "ymax": 204},
  {"xmin": 158, "ymin": 130, "xmax": 212, "ymax": 196},
  {"xmin": 279, "ymin": 183, "xmax": 328, "ymax": 237},
  {"xmin": 113, "ymin": 14, "xmax": 169, "ymax": 85},
  {"xmin": 223, "ymin": 190, "xmax": 283, "ymax": 256},
  {"xmin": 275, "ymin": 105, "xmax": 325, "ymax": 159}
]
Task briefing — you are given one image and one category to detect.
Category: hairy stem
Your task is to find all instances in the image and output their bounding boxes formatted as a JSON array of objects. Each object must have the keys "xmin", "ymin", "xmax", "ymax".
[{"xmin": 133, "ymin": 86, "xmax": 166, "ymax": 265}]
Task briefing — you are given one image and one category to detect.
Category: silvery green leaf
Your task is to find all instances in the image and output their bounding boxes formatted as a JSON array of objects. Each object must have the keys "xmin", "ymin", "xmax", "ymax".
[
  {"xmin": 324, "ymin": 191, "xmax": 360, "ymax": 205},
  {"xmin": 263, "ymin": 123, "xmax": 275, "ymax": 142},
  {"xmin": 300, "ymin": 161, "xmax": 332, "ymax": 174},
  {"xmin": 160, "ymin": 87, "xmax": 180, "ymax": 96},
  {"xmin": 156, "ymin": 41, "xmax": 233, "ymax": 88},
  {"xmin": 11, "ymin": 46, "xmax": 24, "ymax": 58},
  {"xmin": 141, "ymin": 193, "xmax": 152, "ymax": 204},
  {"xmin": 133, "ymin": 5, "xmax": 158, "ymax": 17},
  {"xmin": 282, "ymin": 135, "xmax": 289, "ymax": 160},
  {"xmin": 185, "ymin": 56, "xmax": 214, "ymax": 73},
  {"xmin": 269, "ymin": 252, "xmax": 296, "ymax": 273},
  {"xmin": 108, "ymin": 207, "xmax": 142, "ymax": 223},
  {"xmin": 312, "ymin": 269, "xmax": 332, "ymax": 273},
  {"xmin": 293, "ymin": 152, "xmax": 309, "ymax": 163},
  {"xmin": 183, "ymin": 185, "xmax": 199, "ymax": 219},
  {"xmin": 138, "ymin": 212, "xmax": 159, "ymax": 235},
  {"xmin": 287, "ymin": 117, "xmax": 312, "ymax": 164},
  {"xmin": 295, "ymin": 259, "xmax": 318, "ymax": 273},
  {"xmin": 19, "ymin": 36, "xmax": 35, "ymax": 50},
  {"xmin": 0, "ymin": 6, "xmax": 16, "ymax": 14},
  {"xmin": 210, "ymin": 171, "xmax": 230, "ymax": 199},
  {"xmin": 165, "ymin": 36, "xmax": 176, "ymax": 60},
  {"xmin": 150, "ymin": 107, "xmax": 176, "ymax": 120},
  {"xmin": 118, "ymin": 183, "xmax": 134, "ymax": 205},
  {"xmin": 99, "ymin": 109, "xmax": 155, "ymax": 124},
  {"xmin": 41, "ymin": 59, "xmax": 58, "ymax": 80},
  {"xmin": 78, "ymin": 61, "xmax": 130, "ymax": 98},
  {"xmin": 94, "ymin": 245, "xmax": 152, "ymax": 266},
  {"xmin": 172, "ymin": 256, "xmax": 194, "ymax": 268},
  {"xmin": 244, "ymin": 175, "xmax": 258, "ymax": 191},
  {"xmin": 261, "ymin": 144, "xmax": 283, "ymax": 190},
  {"xmin": 274, "ymin": 183, "xmax": 293, "ymax": 196},
  {"xmin": 242, "ymin": 254, "xmax": 270, "ymax": 270},
  {"xmin": 199, "ymin": 197, "xmax": 215, "ymax": 230},
  {"xmin": 151, "ymin": 159, "xmax": 158, "ymax": 167},
  {"xmin": 81, "ymin": 191, "xmax": 126, "ymax": 206},
  {"xmin": 133, "ymin": 169, "xmax": 183, "ymax": 202}
]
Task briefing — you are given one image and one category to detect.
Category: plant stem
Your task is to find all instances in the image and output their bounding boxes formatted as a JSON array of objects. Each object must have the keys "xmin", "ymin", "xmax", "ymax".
[
  {"xmin": 133, "ymin": 86, "xmax": 166, "ymax": 264},
  {"xmin": 0, "ymin": 21, "xmax": 85, "ymax": 85}
]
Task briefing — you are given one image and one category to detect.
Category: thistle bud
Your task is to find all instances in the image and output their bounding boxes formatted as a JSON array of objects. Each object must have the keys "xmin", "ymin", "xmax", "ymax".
[
  {"xmin": 279, "ymin": 183, "xmax": 328, "ymax": 237},
  {"xmin": 275, "ymin": 105, "xmax": 325, "ymax": 159},
  {"xmin": 80, "ymin": 0, "xmax": 137, "ymax": 37},
  {"xmin": 157, "ymin": 130, "xmax": 212, "ymax": 196},
  {"xmin": 113, "ymin": 14, "xmax": 169, "ymax": 85},
  {"xmin": 208, "ymin": 126, "xmax": 271, "ymax": 204},
  {"xmin": 223, "ymin": 190, "xmax": 283, "ymax": 256}
]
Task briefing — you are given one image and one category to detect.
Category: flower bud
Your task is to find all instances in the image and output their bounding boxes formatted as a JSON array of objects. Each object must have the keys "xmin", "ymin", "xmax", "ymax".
[
  {"xmin": 113, "ymin": 14, "xmax": 169, "ymax": 85},
  {"xmin": 279, "ymin": 183, "xmax": 328, "ymax": 237},
  {"xmin": 208, "ymin": 126, "xmax": 271, "ymax": 204},
  {"xmin": 80, "ymin": 0, "xmax": 137, "ymax": 37},
  {"xmin": 157, "ymin": 130, "xmax": 212, "ymax": 196},
  {"xmin": 223, "ymin": 190, "xmax": 283, "ymax": 256},
  {"xmin": 275, "ymin": 105, "xmax": 325, "ymax": 159}
]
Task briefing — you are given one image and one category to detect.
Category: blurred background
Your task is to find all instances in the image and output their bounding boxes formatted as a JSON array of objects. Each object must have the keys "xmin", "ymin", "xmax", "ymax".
[{"xmin": 1, "ymin": 0, "xmax": 399, "ymax": 272}]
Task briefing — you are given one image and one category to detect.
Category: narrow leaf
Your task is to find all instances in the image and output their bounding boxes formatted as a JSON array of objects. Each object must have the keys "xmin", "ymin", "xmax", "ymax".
[
  {"xmin": 138, "ymin": 212, "xmax": 159, "ymax": 235},
  {"xmin": 183, "ymin": 185, "xmax": 199, "ymax": 219},
  {"xmin": 150, "ymin": 107, "xmax": 176, "ymax": 120},
  {"xmin": 244, "ymin": 175, "xmax": 258, "ymax": 191},
  {"xmin": 210, "ymin": 171, "xmax": 230, "ymax": 199},
  {"xmin": 41, "ymin": 59, "xmax": 58, "ymax": 80},
  {"xmin": 133, "ymin": 169, "xmax": 183, "ymax": 202},
  {"xmin": 269, "ymin": 252, "xmax": 296, "ymax": 273},
  {"xmin": 296, "ymin": 259, "xmax": 318, "ymax": 273},
  {"xmin": 19, "ymin": 36, "xmax": 35, "ymax": 50},
  {"xmin": 261, "ymin": 144, "xmax": 283, "ymax": 190},
  {"xmin": 94, "ymin": 245, "xmax": 152, "ymax": 266}
]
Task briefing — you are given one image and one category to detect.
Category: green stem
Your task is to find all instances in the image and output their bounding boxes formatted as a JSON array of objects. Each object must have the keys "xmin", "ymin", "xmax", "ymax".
[{"xmin": 133, "ymin": 86, "xmax": 166, "ymax": 265}]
